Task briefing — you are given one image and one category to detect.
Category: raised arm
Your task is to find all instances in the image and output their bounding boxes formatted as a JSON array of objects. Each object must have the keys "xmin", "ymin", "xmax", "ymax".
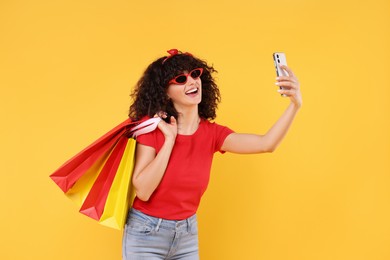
[
  {"xmin": 221, "ymin": 65, "xmax": 302, "ymax": 154},
  {"xmin": 132, "ymin": 116, "xmax": 177, "ymax": 201}
]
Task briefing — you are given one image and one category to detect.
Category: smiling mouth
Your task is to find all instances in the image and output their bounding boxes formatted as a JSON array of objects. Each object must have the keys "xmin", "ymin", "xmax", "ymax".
[{"xmin": 185, "ymin": 88, "xmax": 198, "ymax": 95}]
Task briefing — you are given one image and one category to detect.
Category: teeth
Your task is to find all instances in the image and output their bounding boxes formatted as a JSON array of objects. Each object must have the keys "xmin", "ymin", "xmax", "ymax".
[{"xmin": 186, "ymin": 88, "xmax": 197, "ymax": 94}]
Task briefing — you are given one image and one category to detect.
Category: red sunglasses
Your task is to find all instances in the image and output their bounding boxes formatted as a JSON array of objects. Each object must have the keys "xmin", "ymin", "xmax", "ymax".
[{"xmin": 168, "ymin": 68, "xmax": 203, "ymax": 85}]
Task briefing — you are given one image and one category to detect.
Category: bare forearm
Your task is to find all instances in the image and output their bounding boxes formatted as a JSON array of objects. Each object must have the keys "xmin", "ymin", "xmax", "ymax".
[
  {"xmin": 221, "ymin": 103, "xmax": 300, "ymax": 154},
  {"xmin": 133, "ymin": 139, "xmax": 174, "ymax": 201},
  {"xmin": 262, "ymin": 65, "xmax": 302, "ymax": 151},
  {"xmin": 221, "ymin": 65, "xmax": 302, "ymax": 154},
  {"xmin": 262, "ymin": 102, "xmax": 300, "ymax": 151}
]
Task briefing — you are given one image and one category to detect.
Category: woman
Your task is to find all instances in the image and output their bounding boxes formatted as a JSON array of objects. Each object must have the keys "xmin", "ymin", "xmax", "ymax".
[{"xmin": 122, "ymin": 49, "xmax": 302, "ymax": 259}]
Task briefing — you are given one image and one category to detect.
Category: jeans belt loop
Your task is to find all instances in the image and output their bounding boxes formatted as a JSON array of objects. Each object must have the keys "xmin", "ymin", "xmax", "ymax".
[
  {"xmin": 155, "ymin": 218, "xmax": 162, "ymax": 232},
  {"xmin": 186, "ymin": 218, "xmax": 190, "ymax": 233}
]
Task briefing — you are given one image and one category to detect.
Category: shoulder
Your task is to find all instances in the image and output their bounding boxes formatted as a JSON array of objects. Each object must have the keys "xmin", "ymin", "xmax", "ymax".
[
  {"xmin": 201, "ymin": 119, "xmax": 228, "ymax": 129},
  {"xmin": 201, "ymin": 120, "xmax": 234, "ymax": 133},
  {"xmin": 136, "ymin": 127, "xmax": 164, "ymax": 149},
  {"xmin": 197, "ymin": 120, "xmax": 234, "ymax": 153},
  {"xmin": 199, "ymin": 119, "xmax": 234, "ymax": 142}
]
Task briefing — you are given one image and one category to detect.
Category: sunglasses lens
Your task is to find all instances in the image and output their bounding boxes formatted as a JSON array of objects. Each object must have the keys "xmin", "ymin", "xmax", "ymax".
[
  {"xmin": 191, "ymin": 69, "xmax": 202, "ymax": 78},
  {"xmin": 170, "ymin": 68, "xmax": 202, "ymax": 85},
  {"xmin": 175, "ymin": 75, "xmax": 187, "ymax": 84}
]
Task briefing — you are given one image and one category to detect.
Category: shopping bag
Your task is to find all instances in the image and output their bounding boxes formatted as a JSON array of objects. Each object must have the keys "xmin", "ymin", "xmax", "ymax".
[
  {"xmin": 65, "ymin": 146, "xmax": 112, "ymax": 207},
  {"xmin": 99, "ymin": 137, "xmax": 137, "ymax": 229},
  {"xmin": 50, "ymin": 117, "xmax": 161, "ymax": 229},
  {"xmin": 50, "ymin": 119, "xmax": 133, "ymax": 193},
  {"xmin": 79, "ymin": 136, "xmax": 128, "ymax": 220},
  {"xmin": 50, "ymin": 117, "xmax": 161, "ymax": 192},
  {"xmin": 64, "ymin": 117, "xmax": 160, "ymax": 207}
]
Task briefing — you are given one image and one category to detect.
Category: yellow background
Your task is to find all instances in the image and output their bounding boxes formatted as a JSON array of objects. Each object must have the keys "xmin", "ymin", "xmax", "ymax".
[{"xmin": 1, "ymin": 0, "xmax": 389, "ymax": 259}]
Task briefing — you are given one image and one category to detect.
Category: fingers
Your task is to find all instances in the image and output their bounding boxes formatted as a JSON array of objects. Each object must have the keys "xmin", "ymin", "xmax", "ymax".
[
  {"xmin": 277, "ymin": 89, "xmax": 295, "ymax": 96},
  {"xmin": 275, "ymin": 66, "xmax": 303, "ymax": 107},
  {"xmin": 275, "ymin": 65, "xmax": 299, "ymax": 91},
  {"xmin": 156, "ymin": 114, "xmax": 178, "ymax": 140},
  {"xmin": 279, "ymin": 65, "xmax": 295, "ymax": 77},
  {"xmin": 169, "ymin": 116, "xmax": 177, "ymax": 125},
  {"xmin": 155, "ymin": 111, "xmax": 167, "ymax": 119},
  {"xmin": 155, "ymin": 111, "xmax": 170, "ymax": 123},
  {"xmin": 277, "ymin": 66, "xmax": 298, "ymax": 83},
  {"xmin": 275, "ymin": 80, "xmax": 296, "ymax": 90},
  {"xmin": 154, "ymin": 111, "xmax": 177, "ymax": 127},
  {"xmin": 276, "ymin": 76, "xmax": 298, "ymax": 83}
]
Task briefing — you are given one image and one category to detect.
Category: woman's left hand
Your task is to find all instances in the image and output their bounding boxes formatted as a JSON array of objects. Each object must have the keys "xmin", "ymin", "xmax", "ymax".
[{"xmin": 276, "ymin": 65, "xmax": 302, "ymax": 108}]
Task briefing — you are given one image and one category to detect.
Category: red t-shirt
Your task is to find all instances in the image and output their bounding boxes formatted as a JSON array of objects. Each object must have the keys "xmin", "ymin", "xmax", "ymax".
[{"xmin": 132, "ymin": 119, "xmax": 234, "ymax": 220}]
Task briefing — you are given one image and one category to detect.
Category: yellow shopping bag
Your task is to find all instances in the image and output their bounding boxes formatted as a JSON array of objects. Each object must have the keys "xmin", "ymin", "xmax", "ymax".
[
  {"xmin": 50, "ymin": 117, "xmax": 160, "ymax": 230},
  {"xmin": 99, "ymin": 138, "xmax": 137, "ymax": 230},
  {"xmin": 65, "ymin": 147, "xmax": 113, "ymax": 207}
]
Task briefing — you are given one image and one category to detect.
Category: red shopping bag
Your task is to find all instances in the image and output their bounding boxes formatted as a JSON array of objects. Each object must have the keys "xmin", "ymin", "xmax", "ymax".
[
  {"xmin": 79, "ymin": 136, "xmax": 128, "ymax": 220},
  {"xmin": 50, "ymin": 119, "xmax": 133, "ymax": 193},
  {"xmin": 50, "ymin": 117, "xmax": 161, "ymax": 229},
  {"xmin": 99, "ymin": 137, "xmax": 137, "ymax": 229}
]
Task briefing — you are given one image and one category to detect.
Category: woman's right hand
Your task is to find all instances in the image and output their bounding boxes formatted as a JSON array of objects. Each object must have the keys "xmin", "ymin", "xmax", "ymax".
[
  {"xmin": 156, "ymin": 112, "xmax": 177, "ymax": 142},
  {"xmin": 133, "ymin": 113, "xmax": 177, "ymax": 201}
]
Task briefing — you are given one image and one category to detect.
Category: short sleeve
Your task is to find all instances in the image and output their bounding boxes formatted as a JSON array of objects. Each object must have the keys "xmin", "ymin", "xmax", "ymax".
[
  {"xmin": 136, "ymin": 131, "xmax": 157, "ymax": 149},
  {"xmin": 213, "ymin": 123, "xmax": 234, "ymax": 153}
]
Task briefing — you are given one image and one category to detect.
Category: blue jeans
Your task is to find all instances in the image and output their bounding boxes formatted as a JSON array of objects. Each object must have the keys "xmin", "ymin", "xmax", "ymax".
[{"xmin": 122, "ymin": 208, "xmax": 199, "ymax": 260}]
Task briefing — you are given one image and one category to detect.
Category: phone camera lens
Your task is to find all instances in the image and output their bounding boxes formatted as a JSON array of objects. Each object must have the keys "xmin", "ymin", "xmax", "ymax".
[
  {"xmin": 276, "ymin": 54, "xmax": 279, "ymax": 58},
  {"xmin": 277, "ymin": 59, "xmax": 280, "ymax": 63}
]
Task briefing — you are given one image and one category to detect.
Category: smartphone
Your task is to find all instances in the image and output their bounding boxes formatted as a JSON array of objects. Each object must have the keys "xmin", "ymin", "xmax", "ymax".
[{"xmin": 273, "ymin": 52, "xmax": 288, "ymax": 96}]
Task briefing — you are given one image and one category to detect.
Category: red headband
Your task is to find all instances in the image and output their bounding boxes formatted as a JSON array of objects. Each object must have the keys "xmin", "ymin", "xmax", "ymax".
[{"xmin": 162, "ymin": 49, "xmax": 193, "ymax": 64}]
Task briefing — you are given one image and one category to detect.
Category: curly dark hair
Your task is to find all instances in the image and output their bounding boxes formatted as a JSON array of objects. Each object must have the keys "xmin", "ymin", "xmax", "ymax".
[{"xmin": 128, "ymin": 52, "xmax": 221, "ymax": 121}]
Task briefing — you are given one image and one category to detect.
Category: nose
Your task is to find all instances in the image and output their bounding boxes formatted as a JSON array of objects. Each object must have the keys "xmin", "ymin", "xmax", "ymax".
[{"xmin": 186, "ymin": 75, "xmax": 197, "ymax": 85}]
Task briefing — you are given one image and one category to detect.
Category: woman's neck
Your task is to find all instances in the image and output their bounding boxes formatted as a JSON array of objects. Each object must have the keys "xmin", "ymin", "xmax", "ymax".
[{"xmin": 176, "ymin": 107, "xmax": 200, "ymax": 135}]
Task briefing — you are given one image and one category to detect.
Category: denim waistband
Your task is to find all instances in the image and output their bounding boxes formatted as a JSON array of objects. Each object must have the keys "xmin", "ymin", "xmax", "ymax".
[{"xmin": 128, "ymin": 208, "xmax": 197, "ymax": 232}]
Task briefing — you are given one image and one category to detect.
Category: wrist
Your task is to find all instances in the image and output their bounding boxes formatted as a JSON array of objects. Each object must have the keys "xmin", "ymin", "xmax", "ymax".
[
  {"xmin": 290, "ymin": 100, "xmax": 302, "ymax": 110},
  {"xmin": 163, "ymin": 136, "xmax": 176, "ymax": 147}
]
